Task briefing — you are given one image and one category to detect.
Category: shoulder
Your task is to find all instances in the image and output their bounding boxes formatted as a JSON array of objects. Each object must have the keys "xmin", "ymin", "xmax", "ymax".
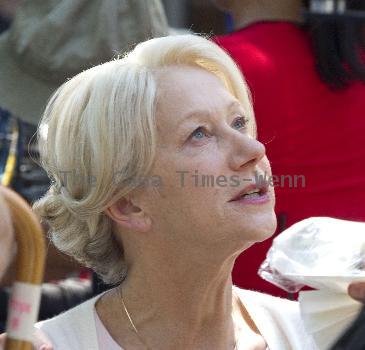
[
  {"xmin": 35, "ymin": 293, "xmax": 103, "ymax": 350},
  {"xmin": 234, "ymin": 287, "xmax": 319, "ymax": 350},
  {"xmin": 234, "ymin": 286, "xmax": 299, "ymax": 317}
]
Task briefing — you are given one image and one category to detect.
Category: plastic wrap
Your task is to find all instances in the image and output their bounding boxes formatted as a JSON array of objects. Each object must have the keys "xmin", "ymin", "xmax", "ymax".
[
  {"xmin": 258, "ymin": 217, "xmax": 365, "ymax": 350},
  {"xmin": 259, "ymin": 217, "xmax": 365, "ymax": 293}
]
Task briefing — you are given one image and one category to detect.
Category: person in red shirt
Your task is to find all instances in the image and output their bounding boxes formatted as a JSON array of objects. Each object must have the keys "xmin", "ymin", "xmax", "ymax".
[{"xmin": 213, "ymin": 0, "xmax": 365, "ymax": 298}]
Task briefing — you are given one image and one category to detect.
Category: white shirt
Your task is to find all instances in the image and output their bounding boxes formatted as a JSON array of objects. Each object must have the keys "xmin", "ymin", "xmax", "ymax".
[{"xmin": 36, "ymin": 286, "xmax": 319, "ymax": 350}]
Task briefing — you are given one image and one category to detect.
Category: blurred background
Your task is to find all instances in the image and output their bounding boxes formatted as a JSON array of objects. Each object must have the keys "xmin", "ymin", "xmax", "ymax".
[
  {"xmin": 161, "ymin": 0, "xmax": 227, "ymax": 33},
  {"xmin": 1, "ymin": 0, "xmax": 228, "ymax": 36}
]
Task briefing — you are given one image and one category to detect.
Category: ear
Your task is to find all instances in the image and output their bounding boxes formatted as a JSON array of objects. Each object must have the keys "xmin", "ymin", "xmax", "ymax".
[{"xmin": 105, "ymin": 197, "xmax": 152, "ymax": 233}]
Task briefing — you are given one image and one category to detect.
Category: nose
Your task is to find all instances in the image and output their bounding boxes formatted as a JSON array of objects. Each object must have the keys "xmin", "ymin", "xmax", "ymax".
[{"xmin": 228, "ymin": 133, "xmax": 266, "ymax": 171}]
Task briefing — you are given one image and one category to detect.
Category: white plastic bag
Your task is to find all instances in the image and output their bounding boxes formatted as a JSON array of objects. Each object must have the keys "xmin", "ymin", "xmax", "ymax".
[
  {"xmin": 258, "ymin": 217, "xmax": 365, "ymax": 350},
  {"xmin": 259, "ymin": 217, "xmax": 365, "ymax": 293}
]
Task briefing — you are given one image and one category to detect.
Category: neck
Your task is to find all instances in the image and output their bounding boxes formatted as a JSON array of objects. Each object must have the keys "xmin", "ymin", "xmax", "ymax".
[
  {"xmin": 230, "ymin": 0, "xmax": 304, "ymax": 31},
  {"xmin": 115, "ymin": 244, "xmax": 239, "ymax": 349}
]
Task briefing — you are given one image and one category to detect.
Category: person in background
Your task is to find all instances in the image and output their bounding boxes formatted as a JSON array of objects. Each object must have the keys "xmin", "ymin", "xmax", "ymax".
[{"xmin": 212, "ymin": 0, "xmax": 365, "ymax": 298}]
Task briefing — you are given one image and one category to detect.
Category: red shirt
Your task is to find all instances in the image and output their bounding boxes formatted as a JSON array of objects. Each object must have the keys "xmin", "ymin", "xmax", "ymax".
[{"xmin": 214, "ymin": 22, "xmax": 365, "ymax": 297}]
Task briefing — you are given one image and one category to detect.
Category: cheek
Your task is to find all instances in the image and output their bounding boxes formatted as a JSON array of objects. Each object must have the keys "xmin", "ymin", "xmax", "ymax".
[
  {"xmin": 147, "ymin": 173, "xmax": 224, "ymax": 232},
  {"xmin": 147, "ymin": 148, "xmax": 228, "ymax": 230}
]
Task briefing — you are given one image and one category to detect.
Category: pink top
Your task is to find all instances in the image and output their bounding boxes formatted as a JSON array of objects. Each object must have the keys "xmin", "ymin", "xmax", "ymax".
[
  {"xmin": 37, "ymin": 288, "xmax": 316, "ymax": 349},
  {"xmin": 94, "ymin": 307, "xmax": 271, "ymax": 350}
]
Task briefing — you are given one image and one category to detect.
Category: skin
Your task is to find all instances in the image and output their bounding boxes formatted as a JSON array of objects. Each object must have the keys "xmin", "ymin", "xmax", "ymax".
[
  {"xmin": 96, "ymin": 65, "xmax": 276, "ymax": 350},
  {"xmin": 348, "ymin": 282, "xmax": 365, "ymax": 303},
  {"xmin": 211, "ymin": 0, "xmax": 303, "ymax": 30}
]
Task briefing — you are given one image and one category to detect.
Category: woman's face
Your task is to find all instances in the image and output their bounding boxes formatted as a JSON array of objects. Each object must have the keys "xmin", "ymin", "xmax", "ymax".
[{"xmin": 137, "ymin": 66, "xmax": 276, "ymax": 255}]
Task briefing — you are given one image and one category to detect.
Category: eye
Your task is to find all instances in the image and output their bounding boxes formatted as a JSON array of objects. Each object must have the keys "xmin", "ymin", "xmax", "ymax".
[
  {"xmin": 190, "ymin": 127, "xmax": 209, "ymax": 141},
  {"xmin": 232, "ymin": 116, "xmax": 249, "ymax": 130}
]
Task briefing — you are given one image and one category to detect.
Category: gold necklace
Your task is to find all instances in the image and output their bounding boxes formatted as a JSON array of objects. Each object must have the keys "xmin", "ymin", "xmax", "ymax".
[
  {"xmin": 119, "ymin": 287, "xmax": 152, "ymax": 350},
  {"xmin": 119, "ymin": 287, "xmax": 238, "ymax": 350}
]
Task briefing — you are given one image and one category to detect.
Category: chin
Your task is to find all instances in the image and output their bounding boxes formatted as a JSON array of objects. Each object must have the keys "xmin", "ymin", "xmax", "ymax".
[
  {"xmin": 257, "ymin": 218, "xmax": 277, "ymax": 242},
  {"xmin": 239, "ymin": 211, "xmax": 277, "ymax": 243}
]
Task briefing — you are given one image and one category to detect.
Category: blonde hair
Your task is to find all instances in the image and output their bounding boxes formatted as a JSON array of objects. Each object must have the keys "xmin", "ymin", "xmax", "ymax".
[{"xmin": 34, "ymin": 34, "xmax": 255, "ymax": 284}]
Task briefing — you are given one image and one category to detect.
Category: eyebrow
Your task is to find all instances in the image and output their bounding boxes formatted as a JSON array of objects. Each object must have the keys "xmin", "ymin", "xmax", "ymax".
[{"xmin": 178, "ymin": 100, "xmax": 245, "ymax": 130}]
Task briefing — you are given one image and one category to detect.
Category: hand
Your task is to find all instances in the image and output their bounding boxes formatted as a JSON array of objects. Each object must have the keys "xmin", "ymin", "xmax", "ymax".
[
  {"xmin": 348, "ymin": 281, "xmax": 365, "ymax": 303},
  {"xmin": 0, "ymin": 330, "xmax": 53, "ymax": 350}
]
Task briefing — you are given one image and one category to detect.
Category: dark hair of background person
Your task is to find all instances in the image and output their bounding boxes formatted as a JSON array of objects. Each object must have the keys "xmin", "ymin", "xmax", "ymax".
[{"xmin": 303, "ymin": 0, "xmax": 365, "ymax": 89}]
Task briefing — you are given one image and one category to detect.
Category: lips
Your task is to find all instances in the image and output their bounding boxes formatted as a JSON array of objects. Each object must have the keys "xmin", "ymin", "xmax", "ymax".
[{"xmin": 229, "ymin": 181, "xmax": 269, "ymax": 202}]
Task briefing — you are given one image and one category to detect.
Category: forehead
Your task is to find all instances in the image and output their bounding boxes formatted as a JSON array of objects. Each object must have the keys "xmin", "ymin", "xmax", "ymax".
[{"xmin": 154, "ymin": 65, "xmax": 239, "ymax": 129}]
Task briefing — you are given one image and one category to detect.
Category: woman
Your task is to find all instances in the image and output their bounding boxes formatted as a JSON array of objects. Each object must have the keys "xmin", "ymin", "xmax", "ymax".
[
  {"xmin": 17, "ymin": 34, "xmax": 356, "ymax": 349},
  {"xmin": 212, "ymin": 0, "xmax": 365, "ymax": 297}
]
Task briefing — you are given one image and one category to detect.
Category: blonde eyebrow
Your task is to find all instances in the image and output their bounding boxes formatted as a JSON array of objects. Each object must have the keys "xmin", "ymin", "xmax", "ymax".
[{"xmin": 178, "ymin": 100, "xmax": 244, "ymax": 129}]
